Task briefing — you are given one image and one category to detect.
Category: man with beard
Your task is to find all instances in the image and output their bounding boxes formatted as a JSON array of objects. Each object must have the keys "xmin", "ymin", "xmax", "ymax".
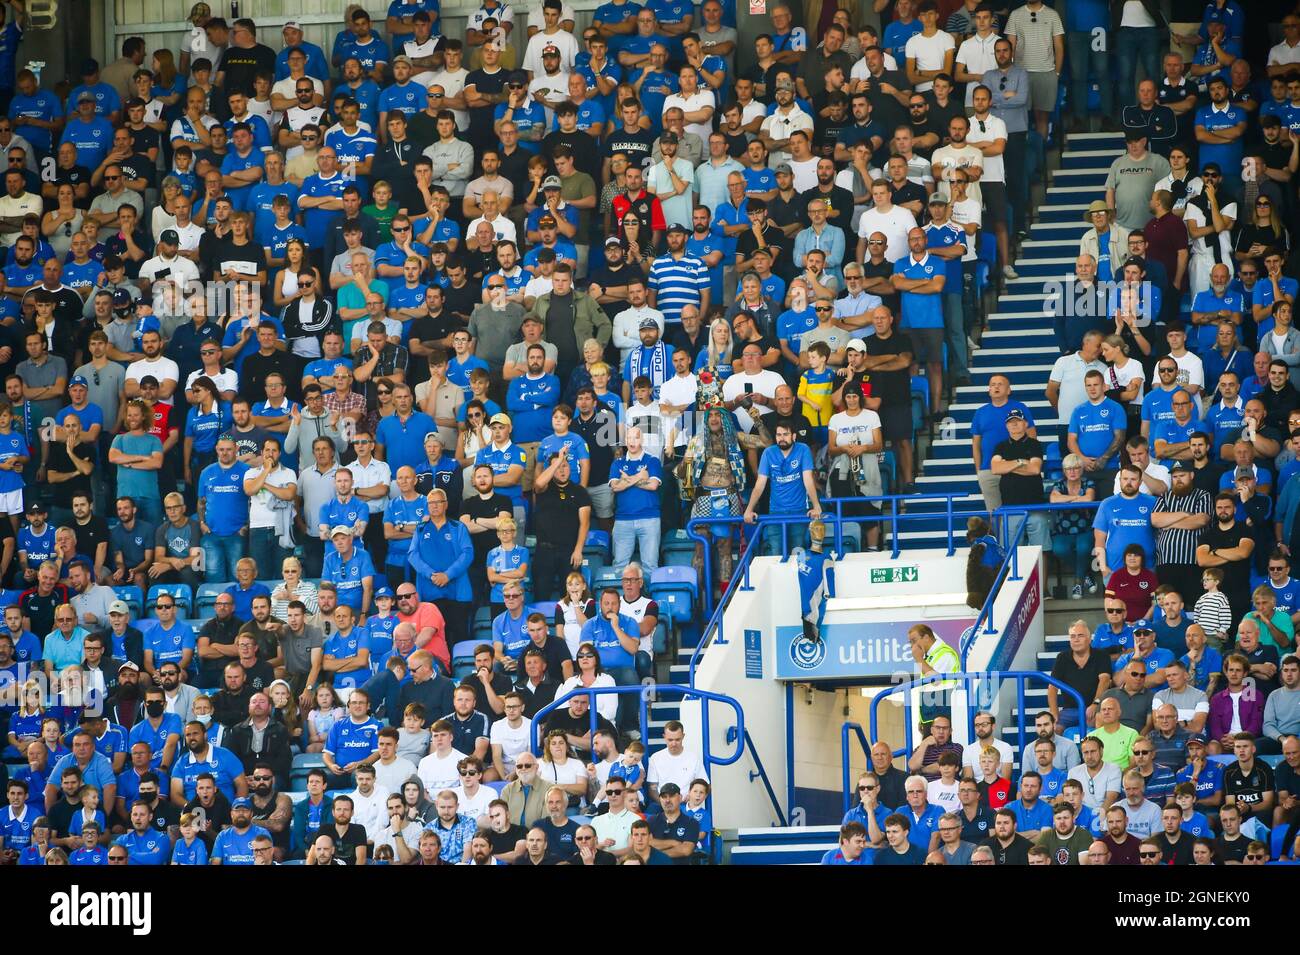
[
  {"xmin": 795, "ymin": 157, "xmax": 855, "ymax": 239},
  {"xmin": 1153, "ymin": 461, "xmax": 1214, "ymax": 604},
  {"xmin": 242, "ymin": 759, "xmax": 293, "ymax": 861},
  {"xmin": 170, "ymin": 720, "xmax": 249, "ymax": 806},
  {"xmin": 1197, "ymin": 492, "xmax": 1257, "ymax": 623},
  {"xmin": 228, "ymin": 693, "xmax": 293, "ymax": 789}
]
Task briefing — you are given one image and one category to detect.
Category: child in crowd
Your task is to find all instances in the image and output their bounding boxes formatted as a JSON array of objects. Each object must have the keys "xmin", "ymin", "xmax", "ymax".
[
  {"xmin": 608, "ymin": 739, "xmax": 645, "ymax": 803},
  {"xmin": 397, "ymin": 702, "xmax": 432, "ymax": 764},
  {"xmin": 1193, "ymin": 568, "xmax": 1232, "ymax": 650},
  {"xmin": 798, "ymin": 340, "xmax": 835, "ymax": 448},
  {"xmin": 305, "ymin": 684, "xmax": 344, "ymax": 753}
]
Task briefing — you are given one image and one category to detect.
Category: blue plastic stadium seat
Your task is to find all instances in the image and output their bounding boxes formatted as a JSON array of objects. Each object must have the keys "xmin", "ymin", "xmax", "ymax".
[
  {"xmin": 594, "ymin": 567, "xmax": 621, "ymax": 590},
  {"xmin": 653, "ymin": 619, "xmax": 668, "ymax": 655},
  {"xmin": 147, "ymin": 583, "xmax": 192, "ymax": 618},
  {"xmin": 580, "ymin": 557, "xmax": 601, "ymax": 588},
  {"xmin": 0, "ymin": 588, "xmax": 24, "ymax": 609},
  {"xmin": 584, "ymin": 530, "xmax": 611, "ymax": 561},
  {"xmin": 529, "ymin": 600, "xmax": 557, "ymax": 622},
  {"xmin": 113, "ymin": 585, "xmax": 144, "ymax": 618},
  {"xmin": 838, "ymin": 523, "xmax": 862, "ymax": 554},
  {"xmin": 648, "ymin": 566, "xmax": 697, "ymax": 625},
  {"xmin": 292, "ymin": 753, "xmax": 326, "ymax": 770},
  {"xmin": 484, "ymin": 780, "xmax": 506, "ymax": 795},
  {"xmin": 195, "ymin": 583, "xmax": 226, "ymax": 616},
  {"xmin": 660, "ymin": 529, "xmax": 695, "ymax": 560},
  {"xmin": 451, "ymin": 639, "xmax": 480, "ymax": 664}
]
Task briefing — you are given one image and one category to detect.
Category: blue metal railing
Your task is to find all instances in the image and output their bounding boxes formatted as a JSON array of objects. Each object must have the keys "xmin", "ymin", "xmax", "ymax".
[
  {"xmin": 684, "ymin": 493, "xmax": 978, "ymax": 688},
  {"xmin": 961, "ymin": 501, "xmax": 1102, "ymax": 670},
  {"xmin": 865, "ymin": 671, "xmax": 1088, "ymax": 769},
  {"xmin": 744, "ymin": 729, "xmax": 788, "ymax": 827},
  {"xmin": 528, "ymin": 683, "xmax": 784, "ymax": 827},
  {"xmin": 840, "ymin": 722, "xmax": 873, "ymax": 816}
]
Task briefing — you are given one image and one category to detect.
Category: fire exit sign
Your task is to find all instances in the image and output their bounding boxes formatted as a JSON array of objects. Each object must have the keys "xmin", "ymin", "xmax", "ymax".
[{"xmin": 871, "ymin": 566, "xmax": 918, "ymax": 584}]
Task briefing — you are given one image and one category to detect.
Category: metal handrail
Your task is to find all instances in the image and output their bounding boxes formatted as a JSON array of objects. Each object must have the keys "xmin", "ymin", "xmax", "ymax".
[
  {"xmin": 744, "ymin": 729, "xmax": 788, "ymax": 828},
  {"xmin": 840, "ymin": 722, "xmax": 873, "ymax": 816},
  {"xmin": 961, "ymin": 501, "xmax": 1103, "ymax": 669},
  {"xmin": 683, "ymin": 492, "xmax": 977, "ymax": 688},
  {"xmin": 865, "ymin": 671, "xmax": 1088, "ymax": 769}
]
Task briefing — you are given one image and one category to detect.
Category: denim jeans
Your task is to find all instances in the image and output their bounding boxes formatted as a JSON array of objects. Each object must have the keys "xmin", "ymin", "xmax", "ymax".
[
  {"xmin": 1115, "ymin": 26, "xmax": 1160, "ymax": 106},
  {"xmin": 1003, "ymin": 511, "xmax": 1051, "ymax": 550},
  {"xmin": 1066, "ymin": 30, "xmax": 1113, "ymax": 120},
  {"xmin": 612, "ymin": 517, "xmax": 661, "ymax": 575},
  {"xmin": 1051, "ymin": 530, "xmax": 1093, "ymax": 584},
  {"xmin": 202, "ymin": 533, "xmax": 245, "ymax": 583},
  {"xmin": 607, "ymin": 664, "xmax": 641, "ymax": 732},
  {"xmin": 134, "ymin": 496, "xmax": 164, "ymax": 528},
  {"xmin": 942, "ymin": 290, "xmax": 968, "ymax": 380},
  {"xmin": 761, "ymin": 521, "xmax": 810, "ymax": 556},
  {"xmin": 248, "ymin": 527, "xmax": 289, "ymax": 581}
]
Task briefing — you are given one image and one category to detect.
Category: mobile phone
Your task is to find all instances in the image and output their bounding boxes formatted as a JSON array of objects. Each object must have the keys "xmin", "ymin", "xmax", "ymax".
[{"xmin": 744, "ymin": 383, "xmax": 753, "ymax": 394}]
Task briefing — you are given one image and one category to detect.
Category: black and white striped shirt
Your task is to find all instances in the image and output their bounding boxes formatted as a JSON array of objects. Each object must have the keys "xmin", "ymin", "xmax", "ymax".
[{"xmin": 1153, "ymin": 488, "xmax": 1214, "ymax": 565}]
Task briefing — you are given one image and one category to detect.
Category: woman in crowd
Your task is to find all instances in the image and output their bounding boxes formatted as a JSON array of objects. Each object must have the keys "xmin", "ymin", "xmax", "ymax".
[
  {"xmin": 555, "ymin": 573, "xmax": 595, "ymax": 659},
  {"xmin": 41, "ymin": 183, "xmax": 84, "ymax": 261},
  {"xmin": 1100, "ymin": 334, "xmax": 1145, "ymax": 437},
  {"xmin": 556, "ymin": 642, "xmax": 617, "ymax": 723},
  {"xmin": 271, "ymin": 555, "xmax": 319, "ymax": 620},
  {"xmin": 695, "ymin": 316, "xmax": 737, "ymax": 383},
  {"xmin": 1050, "ymin": 453, "xmax": 1099, "ymax": 599},
  {"xmin": 826, "ymin": 382, "xmax": 884, "ymax": 550},
  {"xmin": 1106, "ymin": 542, "xmax": 1160, "ymax": 623},
  {"xmin": 273, "ymin": 237, "xmax": 321, "ymax": 311}
]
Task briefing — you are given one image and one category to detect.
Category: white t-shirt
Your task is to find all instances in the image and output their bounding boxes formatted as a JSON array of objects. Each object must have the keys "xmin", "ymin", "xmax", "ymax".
[
  {"xmin": 1104, "ymin": 357, "xmax": 1146, "ymax": 408},
  {"xmin": 466, "ymin": 214, "xmax": 517, "ymax": 245},
  {"xmin": 557, "ymin": 674, "xmax": 617, "ymax": 721},
  {"xmin": 523, "ymin": 29, "xmax": 580, "ymax": 74},
  {"xmin": 623, "ymin": 403, "xmax": 669, "ymax": 461},
  {"xmin": 856, "ymin": 205, "xmax": 918, "ymax": 263},
  {"xmin": 126, "ymin": 356, "xmax": 182, "ymax": 399},
  {"xmin": 645, "ymin": 157, "xmax": 695, "ymax": 230},
  {"xmin": 904, "ymin": 30, "xmax": 956, "ymax": 92},
  {"xmin": 417, "ymin": 747, "xmax": 469, "ymax": 795},
  {"xmin": 930, "ymin": 143, "xmax": 984, "ymax": 205},
  {"xmin": 827, "ymin": 409, "xmax": 882, "ymax": 453},
  {"xmin": 1269, "ymin": 39, "xmax": 1300, "ymax": 70},
  {"xmin": 789, "ymin": 156, "xmax": 819, "ymax": 193},
  {"xmin": 489, "ymin": 716, "xmax": 533, "ymax": 772},
  {"xmin": 450, "ymin": 783, "xmax": 497, "ymax": 821},
  {"xmin": 243, "ymin": 464, "xmax": 298, "ymax": 529},
  {"xmin": 1120, "ymin": 0, "xmax": 1156, "ymax": 28},
  {"xmin": 429, "ymin": 67, "xmax": 471, "ymax": 130},
  {"xmin": 349, "ymin": 457, "xmax": 392, "ymax": 514},
  {"xmin": 759, "ymin": 106, "xmax": 814, "ymax": 163},
  {"xmin": 537, "ymin": 756, "xmax": 585, "ymax": 789},
  {"xmin": 965, "ymin": 113, "xmax": 1007, "ymax": 182},
  {"xmin": 659, "ymin": 373, "xmax": 698, "ymax": 450},
  {"xmin": 646, "ymin": 747, "xmax": 709, "ymax": 793},
  {"xmin": 663, "ymin": 91, "xmax": 715, "ymax": 144},
  {"xmin": 1067, "ymin": 761, "xmax": 1124, "ymax": 810},
  {"xmin": 721, "ymin": 368, "xmax": 785, "ymax": 433},
  {"xmin": 1048, "ymin": 352, "xmax": 1107, "ymax": 426},
  {"xmin": 373, "ymin": 755, "xmax": 418, "ymax": 795},
  {"xmin": 927, "ymin": 777, "xmax": 960, "ymax": 811},
  {"xmin": 184, "ymin": 367, "xmax": 239, "ymax": 397},
  {"xmin": 138, "ymin": 254, "xmax": 201, "ymax": 288},
  {"xmin": 1183, "ymin": 201, "xmax": 1237, "ymax": 263},
  {"xmin": 960, "ymin": 736, "xmax": 1014, "ymax": 777},
  {"xmin": 1150, "ymin": 351, "xmax": 1205, "ymax": 391},
  {"xmin": 955, "ymin": 33, "xmax": 1000, "ymax": 103},
  {"xmin": 272, "ymin": 76, "xmax": 324, "ymax": 103},
  {"xmin": 950, "ymin": 199, "xmax": 982, "ymax": 261},
  {"xmin": 612, "ymin": 306, "xmax": 666, "ymax": 363}
]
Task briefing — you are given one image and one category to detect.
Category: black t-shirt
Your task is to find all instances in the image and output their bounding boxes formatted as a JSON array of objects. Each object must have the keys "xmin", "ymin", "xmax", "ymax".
[
  {"xmin": 119, "ymin": 152, "xmax": 156, "ymax": 190},
  {"xmin": 409, "ymin": 311, "xmax": 463, "ymax": 353},
  {"xmin": 73, "ymin": 516, "xmax": 110, "ymax": 564},
  {"xmin": 862, "ymin": 257, "xmax": 900, "ymax": 315},
  {"xmin": 959, "ymin": 806, "xmax": 994, "ymax": 843},
  {"xmin": 767, "ymin": 411, "xmax": 813, "ymax": 448},
  {"xmin": 326, "ymin": 821, "xmax": 370, "ymax": 864},
  {"xmin": 20, "ymin": 584, "xmax": 70, "ymax": 638},
  {"xmin": 723, "ymin": 130, "xmax": 748, "ymax": 158},
  {"xmin": 466, "ymin": 68, "xmax": 508, "ymax": 139},
  {"xmin": 573, "ymin": 407, "xmax": 619, "ymax": 484},
  {"xmin": 533, "ymin": 480, "xmax": 591, "ymax": 551},
  {"xmin": 587, "ymin": 262, "xmax": 646, "ymax": 300},
  {"xmin": 498, "ymin": 147, "xmax": 532, "ymax": 207},
  {"xmin": 55, "ymin": 165, "xmax": 93, "ymax": 208},
  {"xmin": 183, "ymin": 793, "xmax": 232, "ymax": 847},
  {"xmin": 128, "ymin": 125, "xmax": 161, "ymax": 160},
  {"xmin": 1050, "ymin": 648, "xmax": 1112, "ymax": 707},
  {"xmin": 211, "ymin": 237, "xmax": 265, "ymax": 281},
  {"xmin": 467, "ymin": 248, "xmax": 498, "ymax": 284},
  {"xmin": 649, "ymin": 811, "xmax": 701, "ymax": 863},
  {"xmin": 794, "ymin": 185, "xmax": 855, "ymax": 237},
  {"xmin": 923, "ymin": 95, "xmax": 964, "ymax": 147},
  {"xmin": 981, "ymin": 834, "xmax": 1032, "ymax": 865},
  {"xmin": 216, "ymin": 43, "xmax": 277, "ymax": 97},
  {"xmin": 1215, "ymin": 832, "xmax": 1251, "ymax": 863},
  {"xmin": 907, "ymin": 117, "xmax": 941, "ymax": 157},
  {"xmin": 468, "ymin": 669, "xmax": 512, "ymax": 722},
  {"xmin": 1230, "ymin": 642, "xmax": 1281, "ymax": 697},
  {"xmin": 603, "ymin": 127, "xmax": 655, "ymax": 171},
  {"xmin": 542, "ymin": 129, "xmax": 598, "ymax": 175},
  {"xmin": 46, "ymin": 441, "xmax": 93, "ymax": 508},
  {"xmin": 863, "ymin": 330, "xmax": 913, "ymax": 406},
  {"xmin": 889, "ymin": 179, "xmax": 928, "ymax": 212},
  {"xmin": 462, "ymin": 492, "xmax": 515, "ymax": 565},
  {"xmin": 441, "ymin": 281, "xmax": 480, "ymax": 326},
  {"xmin": 1200, "ymin": 520, "xmax": 1253, "ymax": 595},
  {"xmin": 992, "ymin": 435, "xmax": 1046, "ymax": 505},
  {"xmin": 488, "ymin": 822, "xmax": 528, "ymax": 855},
  {"xmin": 1154, "ymin": 831, "xmax": 1195, "ymax": 865},
  {"xmin": 1191, "ymin": 460, "xmax": 1225, "ymax": 498}
]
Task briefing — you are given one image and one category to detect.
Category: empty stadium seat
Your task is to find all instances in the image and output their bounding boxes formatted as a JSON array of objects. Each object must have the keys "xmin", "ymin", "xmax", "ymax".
[
  {"xmin": 584, "ymin": 530, "xmax": 611, "ymax": 563},
  {"xmin": 660, "ymin": 529, "xmax": 695, "ymax": 563},
  {"xmin": 593, "ymin": 567, "xmax": 621, "ymax": 590},
  {"xmin": 147, "ymin": 584, "xmax": 192, "ymax": 618},
  {"xmin": 113, "ymin": 585, "xmax": 144, "ymax": 618},
  {"xmin": 195, "ymin": 583, "xmax": 225, "ymax": 616},
  {"xmin": 649, "ymin": 566, "xmax": 697, "ymax": 624}
]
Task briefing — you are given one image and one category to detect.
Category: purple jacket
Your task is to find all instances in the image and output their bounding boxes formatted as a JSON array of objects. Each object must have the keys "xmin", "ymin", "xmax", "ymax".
[{"xmin": 1207, "ymin": 686, "xmax": 1265, "ymax": 740}]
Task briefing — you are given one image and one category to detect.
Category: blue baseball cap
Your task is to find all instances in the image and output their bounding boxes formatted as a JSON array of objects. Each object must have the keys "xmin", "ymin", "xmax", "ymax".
[
  {"xmin": 69, "ymin": 375, "xmax": 89, "ymax": 388},
  {"xmin": 1132, "ymin": 620, "xmax": 1154, "ymax": 634},
  {"xmin": 231, "ymin": 796, "xmax": 252, "ymax": 809},
  {"xmin": 374, "ymin": 586, "xmax": 394, "ymax": 599}
]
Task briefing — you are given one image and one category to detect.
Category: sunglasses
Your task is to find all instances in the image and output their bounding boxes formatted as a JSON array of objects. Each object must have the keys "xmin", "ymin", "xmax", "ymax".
[
  {"xmin": 814, "ymin": 305, "xmax": 832, "ymax": 312},
  {"xmin": 1139, "ymin": 851, "xmax": 1160, "ymax": 859}
]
